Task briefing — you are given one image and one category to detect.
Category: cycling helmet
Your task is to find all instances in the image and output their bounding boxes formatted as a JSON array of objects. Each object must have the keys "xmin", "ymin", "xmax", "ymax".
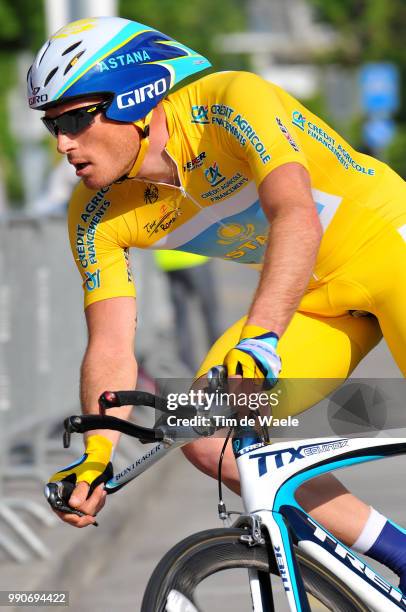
[{"xmin": 27, "ymin": 16, "xmax": 211, "ymax": 122}]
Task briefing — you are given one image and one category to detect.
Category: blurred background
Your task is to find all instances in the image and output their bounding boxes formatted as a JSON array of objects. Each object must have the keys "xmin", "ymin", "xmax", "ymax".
[
  {"xmin": 0, "ymin": 1, "xmax": 405, "ymax": 610},
  {"xmin": 1, "ymin": 0, "xmax": 405, "ymax": 212}
]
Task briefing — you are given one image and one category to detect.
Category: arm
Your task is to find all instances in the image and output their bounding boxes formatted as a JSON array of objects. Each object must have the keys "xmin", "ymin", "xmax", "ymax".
[
  {"xmin": 53, "ymin": 296, "xmax": 137, "ymax": 527},
  {"xmin": 61, "ymin": 186, "xmax": 138, "ymax": 525},
  {"xmin": 217, "ymin": 73, "xmax": 323, "ymax": 382},
  {"xmin": 215, "ymin": 72, "xmax": 321, "ymax": 331},
  {"xmin": 81, "ymin": 296, "xmax": 138, "ymax": 447},
  {"xmin": 247, "ymin": 162, "xmax": 323, "ymax": 337}
]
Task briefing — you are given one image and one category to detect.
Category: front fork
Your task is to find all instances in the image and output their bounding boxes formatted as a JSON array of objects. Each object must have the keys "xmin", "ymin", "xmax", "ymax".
[
  {"xmin": 258, "ymin": 510, "xmax": 311, "ymax": 612},
  {"xmin": 238, "ymin": 510, "xmax": 311, "ymax": 612},
  {"xmin": 234, "ymin": 512, "xmax": 309, "ymax": 612}
]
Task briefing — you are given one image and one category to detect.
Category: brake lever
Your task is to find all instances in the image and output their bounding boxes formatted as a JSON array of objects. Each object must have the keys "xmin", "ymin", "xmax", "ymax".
[
  {"xmin": 44, "ymin": 481, "xmax": 98, "ymax": 526},
  {"xmin": 207, "ymin": 365, "xmax": 228, "ymax": 393},
  {"xmin": 63, "ymin": 416, "xmax": 83, "ymax": 448}
]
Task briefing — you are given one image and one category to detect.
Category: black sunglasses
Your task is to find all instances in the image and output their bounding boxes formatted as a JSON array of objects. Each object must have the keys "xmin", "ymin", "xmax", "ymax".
[{"xmin": 41, "ymin": 100, "xmax": 110, "ymax": 137}]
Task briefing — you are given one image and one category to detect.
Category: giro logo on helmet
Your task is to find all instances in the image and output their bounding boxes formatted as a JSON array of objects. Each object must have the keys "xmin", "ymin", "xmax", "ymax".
[
  {"xmin": 29, "ymin": 92, "xmax": 48, "ymax": 106},
  {"xmin": 117, "ymin": 78, "xmax": 168, "ymax": 109}
]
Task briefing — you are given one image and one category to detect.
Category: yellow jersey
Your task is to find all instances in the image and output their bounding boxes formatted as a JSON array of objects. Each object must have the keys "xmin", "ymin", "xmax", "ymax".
[{"xmin": 68, "ymin": 70, "xmax": 404, "ymax": 308}]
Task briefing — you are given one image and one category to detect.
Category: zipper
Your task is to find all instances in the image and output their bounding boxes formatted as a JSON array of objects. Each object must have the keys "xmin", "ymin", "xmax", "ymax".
[
  {"xmin": 166, "ymin": 149, "xmax": 234, "ymax": 230},
  {"xmin": 136, "ymin": 149, "xmax": 230, "ymax": 232},
  {"xmin": 164, "ymin": 149, "xmax": 187, "ymax": 197},
  {"xmin": 130, "ymin": 149, "xmax": 186, "ymax": 194}
]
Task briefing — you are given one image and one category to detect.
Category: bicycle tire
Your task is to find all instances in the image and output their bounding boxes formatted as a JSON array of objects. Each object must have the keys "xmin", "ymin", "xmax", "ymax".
[{"xmin": 141, "ymin": 528, "xmax": 369, "ymax": 612}]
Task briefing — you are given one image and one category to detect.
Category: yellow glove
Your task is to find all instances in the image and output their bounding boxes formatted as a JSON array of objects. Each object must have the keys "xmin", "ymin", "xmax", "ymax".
[
  {"xmin": 224, "ymin": 324, "xmax": 281, "ymax": 387},
  {"xmin": 48, "ymin": 435, "xmax": 114, "ymax": 495}
]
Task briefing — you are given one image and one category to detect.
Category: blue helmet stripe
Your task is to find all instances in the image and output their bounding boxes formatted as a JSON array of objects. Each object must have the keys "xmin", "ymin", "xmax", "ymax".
[
  {"xmin": 54, "ymin": 22, "xmax": 151, "ymax": 101},
  {"xmin": 150, "ymin": 55, "xmax": 211, "ymax": 85}
]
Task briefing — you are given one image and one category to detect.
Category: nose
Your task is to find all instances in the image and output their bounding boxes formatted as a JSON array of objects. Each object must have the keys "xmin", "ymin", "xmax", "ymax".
[{"xmin": 56, "ymin": 132, "xmax": 77, "ymax": 155}]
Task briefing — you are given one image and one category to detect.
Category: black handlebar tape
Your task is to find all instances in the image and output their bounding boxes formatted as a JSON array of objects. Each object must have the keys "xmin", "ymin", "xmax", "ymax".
[
  {"xmin": 99, "ymin": 390, "xmax": 169, "ymax": 413},
  {"xmin": 64, "ymin": 414, "xmax": 164, "ymax": 442}
]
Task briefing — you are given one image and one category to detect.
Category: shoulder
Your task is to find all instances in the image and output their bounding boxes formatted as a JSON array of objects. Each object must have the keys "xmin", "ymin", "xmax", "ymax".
[
  {"xmin": 170, "ymin": 71, "xmax": 269, "ymax": 101},
  {"xmin": 68, "ymin": 182, "xmax": 112, "ymax": 221},
  {"xmin": 68, "ymin": 180, "xmax": 139, "ymax": 226},
  {"xmin": 167, "ymin": 71, "xmax": 276, "ymax": 123}
]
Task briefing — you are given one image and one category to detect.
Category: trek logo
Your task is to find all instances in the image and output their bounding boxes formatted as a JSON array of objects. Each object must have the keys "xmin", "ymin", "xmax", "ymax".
[
  {"xmin": 117, "ymin": 78, "xmax": 168, "ymax": 109},
  {"xmin": 191, "ymin": 105, "xmax": 209, "ymax": 124},
  {"xmin": 29, "ymin": 88, "xmax": 48, "ymax": 106},
  {"xmin": 307, "ymin": 516, "xmax": 406, "ymax": 606},
  {"xmin": 292, "ymin": 110, "xmax": 306, "ymax": 131},
  {"xmin": 204, "ymin": 162, "xmax": 226, "ymax": 187},
  {"xmin": 274, "ymin": 546, "xmax": 291, "ymax": 592},
  {"xmin": 250, "ymin": 439, "xmax": 348, "ymax": 476}
]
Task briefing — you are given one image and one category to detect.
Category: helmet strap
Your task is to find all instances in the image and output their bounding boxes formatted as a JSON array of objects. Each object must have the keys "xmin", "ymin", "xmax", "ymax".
[
  {"xmin": 126, "ymin": 110, "xmax": 153, "ymax": 179},
  {"xmin": 126, "ymin": 133, "xmax": 150, "ymax": 179}
]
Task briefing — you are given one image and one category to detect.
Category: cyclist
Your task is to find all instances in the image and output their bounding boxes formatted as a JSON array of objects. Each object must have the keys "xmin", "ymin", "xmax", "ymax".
[{"xmin": 28, "ymin": 17, "xmax": 406, "ymax": 588}]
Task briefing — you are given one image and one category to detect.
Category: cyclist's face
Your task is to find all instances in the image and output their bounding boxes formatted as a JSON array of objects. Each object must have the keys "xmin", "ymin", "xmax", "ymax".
[{"xmin": 44, "ymin": 98, "xmax": 140, "ymax": 189}]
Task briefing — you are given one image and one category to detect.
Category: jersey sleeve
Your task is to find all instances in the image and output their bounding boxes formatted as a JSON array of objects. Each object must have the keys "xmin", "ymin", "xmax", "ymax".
[
  {"xmin": 68, "ymin": 183, "xmax": 136, "ymax": 309},
  {"xmin": 217, "ymin": 71, "xmax": 309, "ymax": 185}
]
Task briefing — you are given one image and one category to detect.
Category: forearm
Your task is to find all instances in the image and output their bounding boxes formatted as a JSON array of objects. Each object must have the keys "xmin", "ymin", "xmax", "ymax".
[
  {"xmin": 247, "ymin": 206, "xmax": 322, "ymax": 336},
  {"xmin": 80, "ymin": 344, "xmax": 138, "ymax": 446}
]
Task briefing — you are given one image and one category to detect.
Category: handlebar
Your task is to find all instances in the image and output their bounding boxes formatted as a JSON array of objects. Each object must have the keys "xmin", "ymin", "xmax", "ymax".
[
  {"xmin": 46, "ymin": 367, "xmax": 229, "ymax": 517},
  {"xmin": 98, "ymin": 390, "xmax": 170, "ymax": 413},
  {"xmin": 63, "ymin": 388, "xmax": 203, "ymax": 448},
  {"xmin": 63, "ymin": 413, "xmax": 165, "ymax": 448},
  {"xmin": 64, "ymin": 374, "xmax": 230, "ymax": 448}
]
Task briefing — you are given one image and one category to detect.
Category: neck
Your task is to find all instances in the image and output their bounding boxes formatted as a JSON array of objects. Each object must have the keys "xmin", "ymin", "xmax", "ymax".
[{"xmin": 136, "ymin": 103, "xmax": 179, "ymax": 186}]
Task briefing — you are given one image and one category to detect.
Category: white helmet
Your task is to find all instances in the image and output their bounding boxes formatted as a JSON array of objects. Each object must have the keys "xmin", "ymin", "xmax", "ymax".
[{"xmin": 27, "ymin": 16, "xmax": 211, "ymax": 122}]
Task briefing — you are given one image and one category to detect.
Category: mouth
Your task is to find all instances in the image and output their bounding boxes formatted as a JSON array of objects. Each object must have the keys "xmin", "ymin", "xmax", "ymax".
[{"xmin": 72, "ymin": 161, "xmax": 91, "ymax": 176}]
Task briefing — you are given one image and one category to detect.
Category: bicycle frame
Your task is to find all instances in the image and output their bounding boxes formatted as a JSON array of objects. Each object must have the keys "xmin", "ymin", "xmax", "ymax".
[
  {"xmin": 95, "ymin": 422, "xmax": 406, "ymax": 611},
  {"xmin": 104, "ymin": 439, "xmax": 183, "ymax": 493},
  {"xmin": 234, "ymin": 434, "xmax": 406, "ymax": 612}
]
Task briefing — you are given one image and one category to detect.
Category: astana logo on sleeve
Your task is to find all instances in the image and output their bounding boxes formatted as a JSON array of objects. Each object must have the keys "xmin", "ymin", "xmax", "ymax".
[{"xmin": 204, "ymin": 162, "xmax": 226, "ymax": 187}]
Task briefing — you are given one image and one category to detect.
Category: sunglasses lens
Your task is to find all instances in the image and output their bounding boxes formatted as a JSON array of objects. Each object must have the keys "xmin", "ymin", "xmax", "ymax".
[
  {"xmin": 58, "ymin": 109, "xmax": 94, "ymax": 135},
  {"xmin": 41, "ymin": 117, "xmax": 58, "ymax": 137},
  {"xmin": 42, "ymin": 104, "xmax": 102, "ymax": 137}
]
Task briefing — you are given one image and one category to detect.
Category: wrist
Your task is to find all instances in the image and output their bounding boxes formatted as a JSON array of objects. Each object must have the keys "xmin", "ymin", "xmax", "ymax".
[
  {"xmin": 84, "ymin": 428, "xmax": 121, "ymax": 448},
  {"xmin": 241, "ymin": 324, "xmax": 279, "ymax": 344},
  {"xmin": 85, "ymin": 434, "xmax": 114, "ymax": 462},
  {"xmin": 245, "ymin": 317, "xmax": 283, "ymax": 336}
]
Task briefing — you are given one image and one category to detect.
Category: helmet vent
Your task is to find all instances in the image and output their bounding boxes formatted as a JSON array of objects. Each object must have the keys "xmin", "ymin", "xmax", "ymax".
[
  {"xmin": 38, "ymin": 41, "xmax": 51, "ymax": 67},
  {"xmin": 64, "ymin": 50, "xmax": 85, "ymax": 75},
  {"xmin": 44, "ymin": 67, "xmax": 59, "ymax": 87},
  {"xmin": 62, "ymin": 41, "xmax": 82, "ymax": 56}
]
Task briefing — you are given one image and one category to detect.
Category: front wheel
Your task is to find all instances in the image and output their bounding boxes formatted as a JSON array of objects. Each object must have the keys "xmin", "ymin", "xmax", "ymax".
[{"xmin": 141, "ymin": 528, "xmax": 368, "ymax": 612}]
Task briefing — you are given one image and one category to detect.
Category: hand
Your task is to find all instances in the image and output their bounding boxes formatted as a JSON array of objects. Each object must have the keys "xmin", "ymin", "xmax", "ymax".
[
  {"xmin": 46, "ymin": 435, "xmax": 113, "ymax": 528},
  {"xmin": 224, "ymin": 324, "xmax": 281, "ymax": 388}
]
